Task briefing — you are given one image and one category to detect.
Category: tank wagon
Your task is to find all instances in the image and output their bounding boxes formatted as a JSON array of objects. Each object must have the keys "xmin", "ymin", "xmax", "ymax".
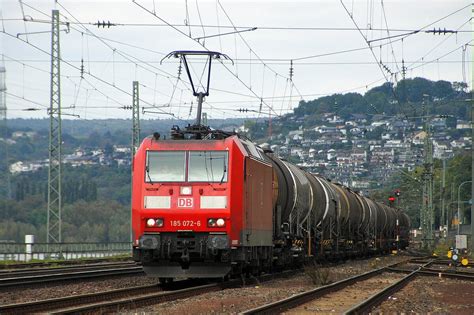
[{"xmin": 131, "ymin": 130, "xmax": 410, "ymax": 280}]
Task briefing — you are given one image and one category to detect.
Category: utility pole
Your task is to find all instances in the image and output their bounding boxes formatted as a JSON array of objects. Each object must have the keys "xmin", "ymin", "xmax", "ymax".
[
  {"xmin": 420, "ymin": 95, "xmax": 434, "ymax": 249},
  {"xmin": 47, "ymin": 9, "xmax": 62, "ymax": 244},
  {"xmin": 0, "ymin": 64, "xmax": 10, "ymax": 199}
]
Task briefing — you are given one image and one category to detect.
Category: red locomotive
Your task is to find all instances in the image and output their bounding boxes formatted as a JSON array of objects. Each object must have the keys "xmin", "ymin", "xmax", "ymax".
[{"xmin": 131, "ymin": 51, "xmax": 410, "ymax": 282}]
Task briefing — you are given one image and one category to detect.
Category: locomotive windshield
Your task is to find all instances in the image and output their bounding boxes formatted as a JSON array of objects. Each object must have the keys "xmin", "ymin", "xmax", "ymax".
[
  {"xmin": 146, "ymin": 151, "xmax": 186, "ymax": 182},
  {"xmin": 145, "ymin": 150, "xmax": 228, "ymax": 183},
  {"xmin": 188, "ymin": 151, "xmax": 228, "ymax": 183}
]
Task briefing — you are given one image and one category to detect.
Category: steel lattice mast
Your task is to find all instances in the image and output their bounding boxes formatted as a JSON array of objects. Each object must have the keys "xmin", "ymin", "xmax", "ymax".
[
  {"xmin": 420, "ymin": 97, "xmax": 434, "ymax": 249},
  {"xmin": 47, "ymin": 10, "xmax": 62, "ymax": 244},
  {"xmin": 0, "ymin": 64, "xmax": 10, "ymax": 199},
  {"xmin": 131, "ymin": 81, "xmax": 140, "ymax": 156},
  {"xmin": 130, "ymin": 81, "xmax": 140, "ymax": 244}
]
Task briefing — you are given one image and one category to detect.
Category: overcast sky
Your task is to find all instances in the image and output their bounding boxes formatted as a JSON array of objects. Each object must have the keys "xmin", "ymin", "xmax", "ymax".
[{"xmin": 1, "ymin": 0, "xmax": 472, "ymax": 121}]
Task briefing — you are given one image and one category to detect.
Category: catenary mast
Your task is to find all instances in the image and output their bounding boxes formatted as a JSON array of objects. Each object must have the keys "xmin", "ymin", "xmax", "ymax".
[{"xmin": 47, "ymin": 9, "xmax": 62, "ymax": 244}]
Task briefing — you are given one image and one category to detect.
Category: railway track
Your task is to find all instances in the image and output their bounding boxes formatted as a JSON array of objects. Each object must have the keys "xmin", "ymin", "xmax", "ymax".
[
  {"xmin": 2, "ymin": 256, "xmax": 468, "ymax": 314},
  {"xmin": 0, "ymin": 261, "xmax": 138, "ymax": 278},
  {"xmin": 240, "ymin": 259, "xmax": 474, "ymax": 314},
  {"xmin": 0, "ymin": 270, "xmax": 299, "ymax": 314},
  {"xmin": 409, "ymin": 258, "xmax": 474, "ymax": 267},
  {"xmin": 0, "ymin": 264, "xmax": 143, "ymax": 289}
]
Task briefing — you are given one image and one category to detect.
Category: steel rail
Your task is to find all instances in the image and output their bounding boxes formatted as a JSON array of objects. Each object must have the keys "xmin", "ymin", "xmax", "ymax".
[
  {"xmin": 0, "ymin": 269, "xmax": 300, "ymax": 314},
  {"xmin": 0, "ymin": 262, "xmax": 139, "ymax": 278},
  {"xmin": 0, "ymin": 266, "xmax": 143, "ymax": 289},
  {"xmin": 52, "ymin": 283, "xmax": 227, "ymax": 315},
  {"xmin": 240, "ymin": 258, "xmax": 432, "ymax": 315},
  {"xmin": 52, "ymin": 270, "xmax": 301, "ymax": 314},
  {"xmin": 343, "ymin": 261, "xmax": 433, "ymax": 314},
  {"xmin": 239, "ymin": 263, "xmax": 400, "ymax": 314},
  {"xmin": 387, "ymin": 267, "xmax": 474, "ymax": 280},
  {"xmin": 0, "ymin": 283, "xmax": 160, "ymax": 314},
  {"xmin": 409, "ymin": 259, "xmax": 474, "ymax": 267}
]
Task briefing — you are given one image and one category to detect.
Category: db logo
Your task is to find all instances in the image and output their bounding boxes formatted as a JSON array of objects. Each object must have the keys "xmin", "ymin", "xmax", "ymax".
[{"xmin": 177, "ymin": 198, "xmax": 193, "ymax": 208}]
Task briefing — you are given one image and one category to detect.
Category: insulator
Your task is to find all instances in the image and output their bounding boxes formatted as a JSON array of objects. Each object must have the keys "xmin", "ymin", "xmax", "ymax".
[
  {"xmin": 177, "ymin": 60, "xmax": 182, "ymax": 79},
  {"xmin": 80, "ymin": 58, "xmax": 84, "ymax": 78},
  {"xmin": 289, "ymin": 60, "xmax": 294, "ymax": 81}
]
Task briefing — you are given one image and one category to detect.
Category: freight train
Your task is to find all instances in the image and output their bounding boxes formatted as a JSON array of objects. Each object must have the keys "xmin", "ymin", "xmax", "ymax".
[{"xmin": 131, "ymin": 127, "xmax": 410, "ymax": 281}]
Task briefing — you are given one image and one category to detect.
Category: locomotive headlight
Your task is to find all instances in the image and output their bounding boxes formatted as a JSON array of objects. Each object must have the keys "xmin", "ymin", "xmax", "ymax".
[
  {"xmin": 207, "ymin": 218, "xmax": 217, "ymax": 227},
  {"xmin": 216, "ymin": 218, "xmax": 225, "ymax": 227},
  {"xmin": 146, "ymin": 218, "xmax": 156, "ymax": 227},
  {"xmin": 180, "ymin": 186, "xmax": 192, "ymax": 195},
  {"xmin": 156, "ymin": 218, "xmax": 164, "ymax": 227}
]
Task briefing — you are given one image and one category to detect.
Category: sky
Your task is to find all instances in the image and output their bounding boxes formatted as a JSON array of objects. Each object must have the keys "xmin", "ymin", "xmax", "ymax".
[{"xmin": 1, "ymin": 0, "xmax": 472, "ymax": 121}]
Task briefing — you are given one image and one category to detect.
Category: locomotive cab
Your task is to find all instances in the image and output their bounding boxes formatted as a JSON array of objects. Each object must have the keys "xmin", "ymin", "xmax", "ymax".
[{"xmin": 132, "ymin": 139, "xmax": 231, "ymax": 278}]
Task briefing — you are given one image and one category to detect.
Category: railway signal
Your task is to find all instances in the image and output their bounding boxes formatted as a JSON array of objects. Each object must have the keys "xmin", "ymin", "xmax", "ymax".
[{"xmin": 388, "ymin": 196, "xmax": 396, "ymax": 206}]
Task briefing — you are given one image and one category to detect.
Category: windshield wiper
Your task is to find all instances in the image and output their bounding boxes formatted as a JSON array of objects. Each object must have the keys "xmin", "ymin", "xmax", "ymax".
[
  {"xmin": 146, "ymin": 165, "xmax": 154, "ymax": 185},
  {"xmin": 219, "ymin": 160, "xmax": 227, "ymax": 185}
]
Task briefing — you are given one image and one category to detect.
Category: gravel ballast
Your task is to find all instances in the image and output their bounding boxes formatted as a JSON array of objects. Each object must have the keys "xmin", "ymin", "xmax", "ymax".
[
  {"xmin": 135, "ymin": 255, "xmax": 408, "ymax": 314},
  {"xmin": 0, "ymin": 275, "xmax": 160, "ymax": 305}
]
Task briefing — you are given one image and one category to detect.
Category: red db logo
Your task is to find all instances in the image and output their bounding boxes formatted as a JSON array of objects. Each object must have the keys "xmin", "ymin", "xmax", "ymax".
[{"xmin": 177, "ymin": 198, "xmax": 193, "ymax": 208}]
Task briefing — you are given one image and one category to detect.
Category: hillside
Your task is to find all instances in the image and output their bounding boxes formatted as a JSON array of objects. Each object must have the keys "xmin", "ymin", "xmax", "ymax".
[{"xmin": 245, "ymin": 78, "xmax": 470, "ymax": 140}]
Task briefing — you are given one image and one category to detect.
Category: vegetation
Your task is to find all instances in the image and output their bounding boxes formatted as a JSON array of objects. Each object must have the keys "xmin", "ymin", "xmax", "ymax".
[
  {"xmin": 369, "ymin": 152, "xmax": 472, "ymax": 229},
  {"xmin": 304, "ymin": 262, "xmax": 332, "ymax": 285}
]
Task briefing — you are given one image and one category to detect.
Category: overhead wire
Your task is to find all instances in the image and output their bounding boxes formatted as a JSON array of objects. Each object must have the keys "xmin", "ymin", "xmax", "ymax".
[
  {"xmin": 7, "ymin": 1, "xmax": 472, "ymax": 120},
  {"xmin": 1, "ymin": 29, "xmax": 183, "ymax": 120},
  {"xmin": 340, "ymin": 0, "xmax": 416, "ymax": 118},
  {"xmin": 380, "ymin": 0, "xmax": 400, "ymax": 74},
  {"xmin": 6, "ymin": 2, "xmax": 183, "ymax": 117},
  {"xmin": 194, "ymin": 0, "xmax": 206, "ymax": 45},
  {"xmin": 54, "ymin": 1, "xmax": 206, "ymax": 119},
  {"xmin": 10, "ymin": 17, "xmax": 474, "ymax": 33},
  {"xmin": 405, "ymin": 17, "xmax": 473, "ymax": 70},
  {"xmin": 55, "ymin": 1, "xmax": 255, "ymax": 119},
  {"xmin": 132, "ymin": 0, "xmax": 280, "ymax": 117},
  {"xmin": 216, "ymin": 0, "xmax": 305, "ymax": 103},
  {"xmin": 5, "ymin": 58, "xmax": 470, "ymax": 66}
]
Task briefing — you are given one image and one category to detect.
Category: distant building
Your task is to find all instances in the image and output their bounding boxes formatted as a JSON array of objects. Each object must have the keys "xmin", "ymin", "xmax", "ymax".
[{"xmin": 12, "ymin": 131, "xmax": 36, "ymax": 139}]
